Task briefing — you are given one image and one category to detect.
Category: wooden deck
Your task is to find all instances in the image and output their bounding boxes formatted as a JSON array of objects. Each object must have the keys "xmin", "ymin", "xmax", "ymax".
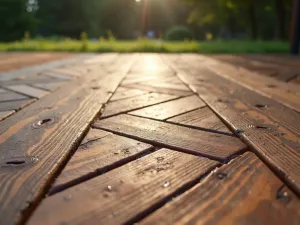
[{"xmin": 0, "ymin": 53, "xmax": 300, "ymax": 225}]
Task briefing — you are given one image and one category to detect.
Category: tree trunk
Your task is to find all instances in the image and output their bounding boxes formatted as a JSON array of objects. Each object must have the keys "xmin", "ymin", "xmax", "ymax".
[
  {"xmin": 249, "ymin": 1, "xmax": 258, "ymax": 40},
  {"xmin": 275, "ymin": 0, "xmax": 286, "ymax": 40}
]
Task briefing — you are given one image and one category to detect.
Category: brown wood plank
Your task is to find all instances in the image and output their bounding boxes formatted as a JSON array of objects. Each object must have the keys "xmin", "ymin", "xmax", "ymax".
[
  {"xmin": 6, "ymin": 85, "xmax": 50, "ymax": 98},
  {"xmin": 101, "ymin": 93, "xmax": 178, "ymax": 118},
  {"xmin": 94, "ymin": 114, "xmax": 247, "ymax": 161},
  {"xmin": 50, "ymin": 130, "xmax": 153, "ymax": 194},
  {"xmin": 0, "ymin": 110, "xmax": 14, "ymax": 121},
  {"xmin": 176, "ymin": 55, "xmax": 300, "ymax": 113},
  {"xmin": 140, "ymin": 152, "xmax": 300, "ymax": 225},
  {"xmin": 168, "ymin": 106, "xmax": 232, "ymax": 134},
  {"xmin": 28, "ymin": 149, "xmax": 219, "ymax": 225},
  {"xmin": 0, "ymin": 91, "xmax": 29, "ymax": 102},
  {"xmin": 0, "ymin": 99, "xmax": 35, "ymax": 112},
  {"xmin": 129, "ymin": 95, "xmax": 206, "ymax": 120},
  {"xmin": 110, "ymin": 87, "xmax": 149, "ymax": 102},
  {"xmin": 0, "ymin": 55, "xmax": 134, "ymax": 225},
  {"xmin": 167, "ymin": 58, "xmax": 300, "ymax": 195},
  {"xmin": 123, "ymin": 83, "xmax": 193, "ymax": 96}
]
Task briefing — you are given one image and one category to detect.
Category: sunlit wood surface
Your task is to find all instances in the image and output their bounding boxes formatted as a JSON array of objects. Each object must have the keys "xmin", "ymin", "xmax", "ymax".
[{"xmin": 0, "ymin": 53, "xmax": 300, "ymax": 225}]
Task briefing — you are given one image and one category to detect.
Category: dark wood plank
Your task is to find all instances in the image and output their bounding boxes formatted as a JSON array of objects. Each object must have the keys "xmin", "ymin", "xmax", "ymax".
[
  {"xmin": 50, "ymin": 130, "xmax": 153, "ymax": 194},
  {"xmin": 0, "ymin": 91, "xmax": 29, "ymax": 102},
  {"xmin": 140, "ymin": 152, "xmax": 300, "ymax": 225},
  {"xmin": 110, "ymin": 87, "xmax": 149, "ymax": 102},
  {"xmin": 173, "ymin": 55, "xmax": 300, "ymax": 113},
  {"xmin": 167, "ymin": 57, "xmax": 300, "ymax": 195},
  {"xmin": 0, "ymin": 110, "xmax": 14, "ymax": 121},
  {"xmin": 0, "ymin": 55, "xmax": 134, "ymax": 225},
  {"xmin": 94, "ymin": 114, "xmax": 247, "ymax": 161},
  {"xmin": 123, "ymin": 83, "xmax": 193, "ymax": 96},
  {"xmin": 6, "ymin": 85, "xmax": 50, "ymax": 98},
  {"xmin": 0, "ymin": 99, "xmax": 35, "ymax": 111},
  {"xmin": 28, "ymin": 149, "xmax": 219, "ymax": 225},
  {"xmin": 101, "ymin": 93, "xmax": 178, "ymax": 118},
  {"xmin": 129, "ymin": 95, "xmax": 206, "ymax": 120},
  {"xmin": 168, "ymin": 106, "xmax": 232, "ymax": 134}
]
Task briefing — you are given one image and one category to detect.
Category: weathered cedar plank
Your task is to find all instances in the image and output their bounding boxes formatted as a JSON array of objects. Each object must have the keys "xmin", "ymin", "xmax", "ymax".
[
  {"xmin": 129, "ymin": 95, "xmax": 206, "ymax": 120},
  {"xmin": 0, "ymin": 91, "xmax": 29, "ymax": 102},
  {"xmin": 6, "ymin": 85, "xmax": 50, "ymax": 98},
  {"xmin": 101, "ymin": 93, "xmax": 178, "ymax": 118},
  {"xmin": 123, "ymin": 83, "xmax": 192, "ymax": 96},
  {"xmin": 110, "ymin": 87, "xmax": 149, "ymax": 102},
  {"xmin": 175, "ymin": 55, "xmax": 300, "ymax": 112},
  {"xmin": 0, "ymin": 99, "xmax": 35, "ymax": 112},
  {"xmin": 50, "ymin": 130, "xmax": 153, "ymax": 194},
  {"xmin": 168, "ymin": 106, "xmax": 231, "ymax": 134},
  {"xmin": 28, "ymin": 149, "xmax": 219, "ymax": 225},
  {"xmin": 80, "ymin": 128, "xmax": 111, "ymax": 145},
  {"xmin": 138, "ymin": 82, "xmax": 191, "ymax": 91},
  {"xmin": 169, "ymin": 58, "xmax": 300, "ymax": 195},
  {"xmin": 0, "ymin": 110, "xmax": 14, "ymax": 121},
  {"xmin": 0, "ymin": 55, "xmax": 134, "ymax": 225},
  {"xmin": 140, "ymin": 152, "xmax": 300, "ymax": 225},
  {"xmin": 94, "ymin": 114, "xmax": 247, "ymax": 161}
]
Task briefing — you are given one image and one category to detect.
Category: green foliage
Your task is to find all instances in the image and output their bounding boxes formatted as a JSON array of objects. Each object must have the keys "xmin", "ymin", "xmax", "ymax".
[
  {"xmin": 0, "ymin": 39, "xmax": 289, "ymax": 53},
  {"xmin": 165, "ymin": 26, "xmax": 193, "ymax": 41}
]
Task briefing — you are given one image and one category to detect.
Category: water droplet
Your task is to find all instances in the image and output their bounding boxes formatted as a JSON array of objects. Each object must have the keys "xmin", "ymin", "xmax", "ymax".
[
  {"xmin": 157, "ymin": 157, "xmax": 164, "ymax": 162},
  {"xmin": 255, "ymin": 104, "xmax": 268, "ymax": 109},
  {"xmin": 247, "ymin": 125, "xmax": 255, "ymax": 128},
  {"xmin": 163, "ymin": 181, "xmax": 170, "ymax": 188},
  {"xmin": 217, "ymin": 172, "xmax": 227, "ymax": 180},
  {"xmin": 107, "ymin": 186, "xmax": 112, "ymax": 191}
]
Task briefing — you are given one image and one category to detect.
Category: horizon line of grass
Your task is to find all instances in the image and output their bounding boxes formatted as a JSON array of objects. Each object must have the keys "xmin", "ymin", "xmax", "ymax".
[{"xmin": 0, "ymin": 39, "xmax": 290, "ymax": 54}]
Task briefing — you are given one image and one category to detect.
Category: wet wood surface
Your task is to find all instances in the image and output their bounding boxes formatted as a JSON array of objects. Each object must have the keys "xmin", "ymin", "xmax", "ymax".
[
  {"xmin": 140, "ymin": 152, "xmax": 300, "ymax": 225},
  {"xmin": 0, "ymin": 53, "xmax": 299, "ymax": 225}
]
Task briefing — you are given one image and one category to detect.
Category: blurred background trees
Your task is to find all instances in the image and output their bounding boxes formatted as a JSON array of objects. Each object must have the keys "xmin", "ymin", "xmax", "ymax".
[{"xmin": 0, "ymin": 0, "xmax": 294, "ymax": 41}]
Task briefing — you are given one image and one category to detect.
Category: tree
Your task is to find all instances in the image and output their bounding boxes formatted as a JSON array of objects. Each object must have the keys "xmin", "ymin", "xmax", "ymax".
[{"xmin": 0, "ymin": 0, "xmax": 37, "ymax": 41}]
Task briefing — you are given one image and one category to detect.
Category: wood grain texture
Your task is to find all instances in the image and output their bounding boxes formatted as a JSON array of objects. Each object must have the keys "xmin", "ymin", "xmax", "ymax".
[
  {"xmin": 6, "ymin": 85, "xmax": 50, "ymax": 98},
  {"xmin": 123, "ymin": 83, "xmax": 193, "ymax": 96},
  {"xmin": 32, "ymin": 82, "xmax": 65, "ymax": 91},
  {"xmin": 140, "ymin": 152, "xmax": 300, "ymax": 225},
  {"xmin": 0, "ymin": 91, "xmax": 29, "ymax": 102},
  {"xmin": 168, "ymin": 106, "xmax": 231, "ymax": 134},
  {"xmin": 0, "ymin": 54, "xmax": 134, "ymax": 225},
  {"xmin": 110, "ymin": 87, "xmax": 149, "ymax": 102},
  {"xmin": 0, "ymin": 99, "xmax": 35, "ymax": 112},
  {"xmin": 28, "ymin": 149, "xmax": 219, "ymax": 225},
  {"xmin": 0, "ymin": 110, "xmax": 14, "ymax": 121},
  {"xmin": 101, "ymin": 92, "xmax": 178, "ymax": 118},
  {"xmin": 94, "ymin": 114, "xmax": 247, "ymax": 161},
  {"xmin": 129, "ymin": 95, "xmax": 205, "ymax": 120},
  {"xmin": 175, "ymin": 55, "xmax": 300, "ymax": 113},
  {"xmin": 166, "ymin": 56, "xmax": 300, "ymax": 195},
  {"xmin": 50, "ymin": 130, "xmax": 153, "ymax": 194}
]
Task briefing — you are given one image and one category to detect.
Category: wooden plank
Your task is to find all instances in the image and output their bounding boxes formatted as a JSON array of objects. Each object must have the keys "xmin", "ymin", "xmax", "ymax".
[
  {"xmin": 0, "ymin": 99, "xmax": 35, "ymax": 112},
  {"xmin": 170, "ymin": 60, "xmax": 300, "ymax": 195},
  {"xmin": 129, "ymin": 95, "xmax": 206, "ymax": 120},
  {"xmin": 6, "ymin": 85, "xmax": 50, "ymax": 98},
  {"xmin": 0, "ymin": 91, "xmax": 29, "ymax": 102},
  {"xmin": 32, "ymin": 82, "xmax": 64, "ymax": 91},
  {"xmin": 110, "ymin": 87, "xmax": 149, "ymax": 102},
  {"xmin": 101, "ymin": 93, "xmax": 179, "ymax": 118},
  {"xmin": 168, "ymin": 106, "xmax": 232, "ymax": 134},
  {"xmin": 0, "ymin": 110, "xmax": 14, "ymax": 121},
  {"xmin": 140, "ymin": 152, "xmax": 300, "ymax": 225},
  {"xmin": 175, "ymin": 55, "xmax": 300, "ymax": 112},
  {"xmin": 50, "ymin": 130, "xmax": 153, "ymax": 194},
  {"xmin": 0, "ymin": 55, "xmax": 134, "ymax": 225},
  {"xmin": 44, "ymin": 72, "xmax": 72, "ymax": 80},
  {"xmin": 28, "ymin": 149, "xmax": 219, "ymax": 225},
  {"xmin": 94, "ymin": 114, "xmax": 247, "ymax": 161},
  {"xmin": 123, "ymin": 83, "xmax": 193, "ymax": 97}
]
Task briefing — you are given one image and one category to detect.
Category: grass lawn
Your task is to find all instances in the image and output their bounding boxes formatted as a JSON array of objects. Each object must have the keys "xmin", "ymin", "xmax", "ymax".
[{"xmin": 0, "ymin": 39, "xmax": 290, "ymax": 53}]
